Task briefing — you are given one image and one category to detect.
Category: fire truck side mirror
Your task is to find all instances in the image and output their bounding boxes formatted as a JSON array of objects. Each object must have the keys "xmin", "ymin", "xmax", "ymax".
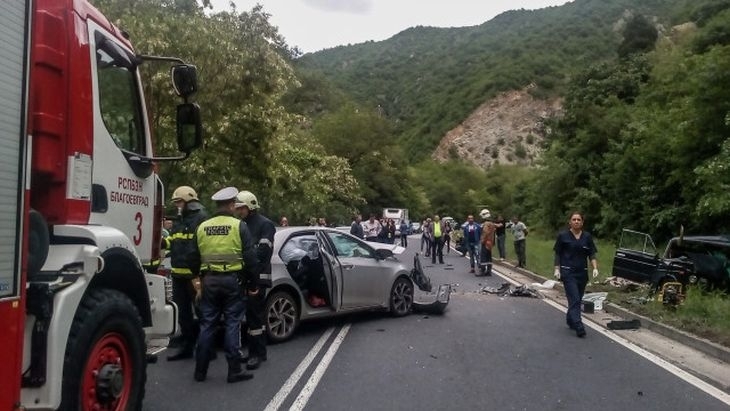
[
  {"xmin": 171, "ymin": 64, "xmax": 198, "ymax": 98},
  {"xmin": 176, "ymin": 103, "xmax": 202, "ymax": 154}
]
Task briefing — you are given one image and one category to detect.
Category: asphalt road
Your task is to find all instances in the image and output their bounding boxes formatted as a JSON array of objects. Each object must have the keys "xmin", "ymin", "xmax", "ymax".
[{"xmin": 144, "ymin": 235, "xmax": 730, "ymax": 410}]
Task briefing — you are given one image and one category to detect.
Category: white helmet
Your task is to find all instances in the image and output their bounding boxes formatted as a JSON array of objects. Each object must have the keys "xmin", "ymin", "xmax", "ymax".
[
  {"xmin": 171, "ymin": 185, "xmax": 198, "ymax": 202},
  {"xmin": 235, "ymin": 190, "xmax": 260, "ymax": 210},
  {"xmin": 479, "ymin": 208, "xmax": 491, "ymax": 219}
]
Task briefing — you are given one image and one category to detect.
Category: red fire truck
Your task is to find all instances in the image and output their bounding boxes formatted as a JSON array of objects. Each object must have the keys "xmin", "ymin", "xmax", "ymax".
[{"xmin": 1, "ymin": 0, "xmax": 202, "ymax": 409}]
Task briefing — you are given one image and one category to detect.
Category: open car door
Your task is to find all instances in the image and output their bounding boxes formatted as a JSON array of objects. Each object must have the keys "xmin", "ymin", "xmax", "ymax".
[
  {"xmin": 411, "ymin": 254, "xmax": 451, "ymax": 314},
  {"xmin": 612, "ymin": 229, "xmax": 660, "ymax": 283}
]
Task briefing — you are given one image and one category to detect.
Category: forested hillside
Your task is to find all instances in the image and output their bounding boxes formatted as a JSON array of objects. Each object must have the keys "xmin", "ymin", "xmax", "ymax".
[
  {"xmin": 297, "ymin": 0, "xmax": 695, "ymax": 160},
  {"xmin": 94, "ymin": 0, "xmax": 730, "ymax": 243}
]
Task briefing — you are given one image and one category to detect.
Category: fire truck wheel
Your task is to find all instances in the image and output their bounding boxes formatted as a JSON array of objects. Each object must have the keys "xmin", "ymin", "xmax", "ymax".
[
  {"xmin": 28, "ymin": 209, "xmax": 49, "ymax": 277},
  {"xmin": 60, "ymin": 289, "xmax": 146, "ymax": 411}
]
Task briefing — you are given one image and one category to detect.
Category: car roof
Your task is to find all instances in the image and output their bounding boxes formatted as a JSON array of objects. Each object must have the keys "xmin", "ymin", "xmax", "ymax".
[{"xmin": 669, "ymin": 235, "xmax": 730, "ymax": 246}]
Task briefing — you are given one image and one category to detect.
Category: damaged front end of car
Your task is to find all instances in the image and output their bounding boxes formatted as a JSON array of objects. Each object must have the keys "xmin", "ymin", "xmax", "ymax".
[{"xmin": 410, "ymin": 254, "xmax": 451, "ymax": 314}]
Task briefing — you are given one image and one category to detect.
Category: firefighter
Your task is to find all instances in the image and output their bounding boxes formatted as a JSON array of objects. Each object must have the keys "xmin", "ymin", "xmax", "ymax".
[
  {"xmin": 164, "ymin": 185, "xmax": 208, "ymax": 361},
  {"xmin": 188, "ymin": 187, "xmax": 258, "ymax": 383},
  {"xmin": 234, "ymin": 190, "xmax": 275, "ymax": 371},
  {"xmin": 479, "ymin": 209, "xmax": 496, "ymax": 276}
]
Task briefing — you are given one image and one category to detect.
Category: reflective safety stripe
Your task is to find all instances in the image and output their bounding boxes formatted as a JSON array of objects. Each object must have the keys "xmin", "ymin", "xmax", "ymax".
[
  {"xmin": 258, "ymin": 238, "xmax": 273, "ymax": 247},
  {"xmin": 248, "ymin": 327, "xmax": 265, "ymax": 336},
  {"xmin": 171, "ymin": 267, "xmax": 193, "ymax": 275},
  {"xmin": 170, "ymin": 232, "xmax": 195, "ymax": 240},
  {"xmin": 260, "ymin": 273, "xmax": 272, "ymax": 281},
  {"xmin": 200, "ymin": 254, "xmax": 242, "ymax": 264}
]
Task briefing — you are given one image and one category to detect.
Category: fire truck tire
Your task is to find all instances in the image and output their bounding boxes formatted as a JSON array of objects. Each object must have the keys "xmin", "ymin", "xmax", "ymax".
[
  {"xmin": 28, "ymin": 209, "xmax": 49, "ymax": 277},
  {"xmin": 60, "ymin": 289, "xmax": 146, "ymax": 411}
]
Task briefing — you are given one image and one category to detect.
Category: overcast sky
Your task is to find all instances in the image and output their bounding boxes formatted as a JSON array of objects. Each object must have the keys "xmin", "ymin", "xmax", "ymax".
[{"xmin": 209, "ymin": 0, "xmax": 572, "ymax": 53}]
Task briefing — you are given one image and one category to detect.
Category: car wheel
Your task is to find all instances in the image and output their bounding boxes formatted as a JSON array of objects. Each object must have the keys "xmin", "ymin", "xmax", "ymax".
[
  {"xmin": 390, "ymin": 277, "xmax": 414, "ymax": 317},
  {"xmin": 265, "ymin": 291, "xmax": 300, "ymax": 343}
]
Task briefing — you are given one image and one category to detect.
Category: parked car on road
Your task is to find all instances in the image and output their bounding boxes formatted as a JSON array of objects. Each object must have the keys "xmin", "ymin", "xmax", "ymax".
[
  {"xmin": 266, "ymin": 226, "xmax": 449, "ymax": 342},
  {"xmin": 411, "ymin": 222, "xmax": 422, "ymax": 234},
  {"xmin": 612, "ymin": 229, "xmax": 730, "ymax": 292}
]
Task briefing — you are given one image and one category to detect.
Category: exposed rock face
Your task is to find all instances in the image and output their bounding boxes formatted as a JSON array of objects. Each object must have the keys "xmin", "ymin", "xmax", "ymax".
[{"xmin": 432, "ymin": 86, "xmax": 562, "ymax": 169}]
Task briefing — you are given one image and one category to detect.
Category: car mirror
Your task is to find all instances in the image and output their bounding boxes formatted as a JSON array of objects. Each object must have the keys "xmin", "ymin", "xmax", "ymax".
[
  {"xmin": 374, "ymin": 248, "xmax": 393, "ymax": 260},
  {"xmin": 171, "ymin": 64, "xmax": 198, "ymax": 98},
  {"xmin": 176, "ymin": 103, "xmax": 202, "ymax": 154}
]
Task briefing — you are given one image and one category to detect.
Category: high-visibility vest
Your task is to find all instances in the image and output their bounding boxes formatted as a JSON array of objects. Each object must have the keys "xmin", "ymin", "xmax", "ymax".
[
  {"xmin": 196, "ymin": 215, "xmax": 244, "ymax": 273},
  {"xmin": 433, "ymin": 222, "xmax": 442, "ymax": 237}
]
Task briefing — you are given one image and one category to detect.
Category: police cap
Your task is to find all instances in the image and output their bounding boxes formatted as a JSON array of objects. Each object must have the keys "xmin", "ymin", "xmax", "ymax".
[{"xmin": 211, "ymin": 186, "xmax": 239, "ymax": 202}]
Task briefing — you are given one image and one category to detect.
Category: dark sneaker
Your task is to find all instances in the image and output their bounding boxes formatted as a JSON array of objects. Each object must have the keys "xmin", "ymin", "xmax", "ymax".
[{"xmin": 576, "ymin": 328, "xmax": 587, "ymax": 338}]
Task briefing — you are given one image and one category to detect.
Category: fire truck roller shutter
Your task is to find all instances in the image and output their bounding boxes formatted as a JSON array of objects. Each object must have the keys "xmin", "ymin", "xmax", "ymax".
[{"xmin": 29, "ymin": 209, "xmax": 50, "ymax": 277}]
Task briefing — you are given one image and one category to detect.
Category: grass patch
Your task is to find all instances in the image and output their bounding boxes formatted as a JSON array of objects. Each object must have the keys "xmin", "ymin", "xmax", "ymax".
[{"xmin": 505, "ymin": 231, "xmax": 615, "ymax": 280}]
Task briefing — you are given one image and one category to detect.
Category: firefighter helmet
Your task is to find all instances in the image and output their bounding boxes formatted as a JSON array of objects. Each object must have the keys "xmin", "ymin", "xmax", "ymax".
[
  {"xmin": 235, "ymin": 190, "xmax": 260, "ymax": 210},
  {"xmin": 479, "ymin": 208, "xmax": 491, "ymax": 219},
  {"xmin": 171, "ymin": 185, "xmax": 198, "ymax": 202}
]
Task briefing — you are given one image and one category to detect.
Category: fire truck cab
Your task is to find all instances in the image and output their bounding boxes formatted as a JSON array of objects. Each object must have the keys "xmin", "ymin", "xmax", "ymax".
[{"xmin": 0, "ymin": 0, "xmax": 202, "ymax": 409}]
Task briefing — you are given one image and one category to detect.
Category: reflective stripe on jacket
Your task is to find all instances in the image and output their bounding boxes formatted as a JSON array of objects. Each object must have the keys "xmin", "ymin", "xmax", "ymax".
[{"xmin": 196, "ymin": 215, "xmax": 244, "ymax": 273}]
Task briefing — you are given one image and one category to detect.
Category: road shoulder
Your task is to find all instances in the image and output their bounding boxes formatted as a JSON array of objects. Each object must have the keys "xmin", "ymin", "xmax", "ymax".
[{"xmin": 493, "ymin": 261, "xmax": 730, "ymax": 393}]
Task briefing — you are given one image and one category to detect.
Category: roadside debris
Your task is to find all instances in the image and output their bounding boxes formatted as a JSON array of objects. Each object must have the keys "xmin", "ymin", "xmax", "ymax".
[
  {"xmin": 480, "ymin": 282, "xmax": 543, "ymax": 298},
  {"xmin": 607, "ymin": 319, "xmax": 641, "ymax": 330},
  {"xmin": 530, "ymin": 279, "xmax": 557, "ymax": 290},
  {"xmin": 603, "ymin": 276, "xmax": 647, "ymax": 291},
  {"xmin": 581, "ymin": 292, "xmax": 608, "ymax": 311}
]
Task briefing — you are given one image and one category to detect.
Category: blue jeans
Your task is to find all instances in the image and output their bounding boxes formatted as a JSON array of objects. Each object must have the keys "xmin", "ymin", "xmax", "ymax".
[
  {"xmin": 561, "ymin": 270, "xmax": 588, "ymax": 331},
  {"xmin": 514, "ymin": 239, "xmax": 526, "ymax": 267},
  {"xmin": 196, "ymin": 274, "xmax": 245, "ymax": 362},
  {"xmin": 467, "ymin": 242, "xmax": 479, "ymax": 268},
  {"xmin": 496, "ymin": 234, "xmax": 506, "ymax": 259}
]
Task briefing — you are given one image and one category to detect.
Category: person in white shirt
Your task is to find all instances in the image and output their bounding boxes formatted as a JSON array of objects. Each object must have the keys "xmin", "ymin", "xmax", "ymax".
[{"xmin": 362, "ymin": 214, "xmax": 382, "ymax": 242}]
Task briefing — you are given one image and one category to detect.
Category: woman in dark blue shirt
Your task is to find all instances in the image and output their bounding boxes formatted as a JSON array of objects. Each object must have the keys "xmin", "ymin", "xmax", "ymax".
[{"xmin": 553, "ymin": 212, "xmax": 599, "ymax": 338}]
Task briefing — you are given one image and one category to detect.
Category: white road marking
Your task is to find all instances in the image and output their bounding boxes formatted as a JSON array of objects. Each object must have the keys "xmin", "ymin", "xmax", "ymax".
[
  {"xmin": 492, "ymin": 268, "xmax": 730, "ymax": 406},
  {"xmin": 289, "ymin": 324, "xmax": 352, "ymax": 411},
  {"xmin": 264, "ymin": 327, "xmax": 336, "ymax": 411}
]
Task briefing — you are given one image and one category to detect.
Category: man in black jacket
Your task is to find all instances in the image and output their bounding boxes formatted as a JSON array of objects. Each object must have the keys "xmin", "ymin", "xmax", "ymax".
[
  {"xmin": 164, "ymin": 185, "xmax": 208, "ymax": 361},
  {"xmin": 235, "ymin": 190, "xmax": 276, "ymax": 371},
  {"xmin": 350, "ymin": 214, "xmax": 364, "ymax": 239}
]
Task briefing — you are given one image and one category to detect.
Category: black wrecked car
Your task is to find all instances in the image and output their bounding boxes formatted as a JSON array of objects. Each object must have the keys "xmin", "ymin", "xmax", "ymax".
[{"xmin": 612, "ymin": 229, "xmax": 730, "ymax": 292}]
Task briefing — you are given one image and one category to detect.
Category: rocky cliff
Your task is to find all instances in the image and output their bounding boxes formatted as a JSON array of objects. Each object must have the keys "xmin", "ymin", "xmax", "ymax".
[{"xmin": 432, "ymin": 85, "xmax": 563, "ymax": 168}]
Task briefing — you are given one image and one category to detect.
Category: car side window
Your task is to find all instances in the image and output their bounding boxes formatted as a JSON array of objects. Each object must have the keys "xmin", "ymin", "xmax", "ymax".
[
  {"xmin": 326, "ymin": 232, "xmax": 374, "ymax": 259},
  {"xmin": 279, "ymin": 234, "xmax": 319, "ymax": 263}
]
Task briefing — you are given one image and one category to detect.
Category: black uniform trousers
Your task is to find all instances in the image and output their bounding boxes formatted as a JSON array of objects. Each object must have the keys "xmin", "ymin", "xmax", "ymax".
[
  {"xmin": 172, "ymin": 276, "xmax": 198, "ymax": 350},
  {"xmin": 244, "ymin": 288, "xmax": 267, "ymax": 359}
]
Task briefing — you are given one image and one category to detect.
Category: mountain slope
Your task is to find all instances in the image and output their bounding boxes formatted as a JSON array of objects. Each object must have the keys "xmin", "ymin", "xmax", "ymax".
[{"xmin": 297, "ymin": 0, "xmax": 692, "ymax": 161}]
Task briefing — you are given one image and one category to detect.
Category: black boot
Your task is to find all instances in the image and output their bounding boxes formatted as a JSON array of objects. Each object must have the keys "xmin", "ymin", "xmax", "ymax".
[
  {"xmin": 167, "ymin": 345, "xmax": 195, "ymax": 361},
  {"xmin": 245, "ymin": 355, "xmax": 267, "ymax": 370},
  {"xmin": 193, "ymin": 359, "xmax": 208, "ymax": 382},
  {"xmin": 227, "ymin": 358, "xmax": 253, "ymax": 383}
]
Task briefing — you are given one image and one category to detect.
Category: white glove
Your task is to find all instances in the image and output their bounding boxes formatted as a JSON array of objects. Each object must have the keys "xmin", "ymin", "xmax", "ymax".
[
  {"xmin": 592, "ymin": 268, "xmax": 599, "ymax": 278},
  {"xmin": 553, "ymin": 268, "xmax": 560, "ymax": 280}
]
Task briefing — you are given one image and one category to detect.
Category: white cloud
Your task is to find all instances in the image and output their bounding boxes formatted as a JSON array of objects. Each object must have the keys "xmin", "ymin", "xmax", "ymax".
[
  {"xmin": 302, "ymin": 0, "xmax": 373, "ymax": 14},
  {"xmin": 209, "ymin": 0, "xmax": 571, "ymax": 52}
]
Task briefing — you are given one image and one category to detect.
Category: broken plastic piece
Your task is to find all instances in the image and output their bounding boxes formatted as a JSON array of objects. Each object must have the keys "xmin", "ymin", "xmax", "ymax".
[{"xmin": 607, "ymin": 319, "xmax": 641, "ymax": 330}]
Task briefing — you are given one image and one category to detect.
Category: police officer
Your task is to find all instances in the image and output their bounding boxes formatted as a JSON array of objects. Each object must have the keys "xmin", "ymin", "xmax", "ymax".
[
  {"xmin": 234, "ymin": 190, "xmax": 275, "ymax": 371},
  {"xmin": 188, "ymin": 187, "xmax": 258, "ymax": 383},
  {"xmin": 164, "ymin": 186, "xmax": 208, "ymax": 361}
]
